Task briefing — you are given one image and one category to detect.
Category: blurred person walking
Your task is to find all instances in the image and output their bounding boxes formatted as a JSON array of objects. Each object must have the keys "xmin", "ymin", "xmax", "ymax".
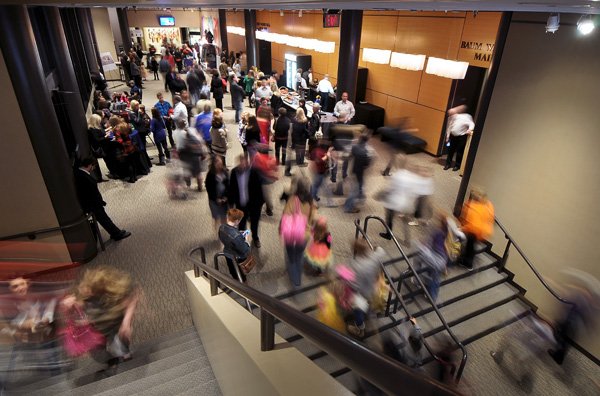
[
  {"xmin": 209, "ymin": 112, "xmax": 230, "ymax": 167},
  {"xmin": 280, "ymin": 181, "xmax": 315, "ymax": 287},
  {"xmin": 205, "ymin": 156, "xmax": 229, "ymax": 234},
  {"xmin": 230, "ymin": 75, "xmax": 246, "ymax": 123},
  {"xmin": 458, "ymin": 188, "xmax": 494, "ymax": 270},
  {"xmin": 154, "ymin": 92, "xmax": 175, "ymax": 148},
  {"xmin": 150, "ymin": 107, "xmax": 170, "ymax": 165},
  {"xmin": 228, "ymin": 155, "xmax": 265, "ymax": 248},
  {"xmin": 195, "ymin": 100, "xmax": 213, "ymax": 152},
  {"xmin": 285, "ymin": 108, "xmax": 309, "ymax": 176},
  {"xmin": 210, "ymin": 70, "xmax": 224, "ymax": 111},
  {"xmin": 344, "ymin": 132, "xmax": 374, "ymax": 213},
  {"xmin": 273, "ymin": 107, "xmax": 291, "ymax": 165},
  {"xmin": 173, "ymin": 119, "xmax": 208, "ymax": 192}
]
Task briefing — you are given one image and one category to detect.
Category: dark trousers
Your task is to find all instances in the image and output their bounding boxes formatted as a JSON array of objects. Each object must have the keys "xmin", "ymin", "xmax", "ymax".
[
  {"xmin": 385, "ymin": 208, "xmax": 395, "ymax": 232},
  {"xmin": 461, "ymin": 232, "xmax": 477, "ymax": 269},
  {"xmin": 93, "ymin": 206, "xmax": 122, "ymax": 238},
  {"xmin": 133, "ymin": 75, "xmax": 142, "ymax": 89},
  {"xmin": 156, "ymin": 138, "xmax": 170, "ymax": 163},
  {"xmin": 153, "ymin": 70, "xmax": 159, "ymax": 80},
  {"xmin": 225, "ymin": 257, "xmax": 246, "ymax": 282},
  {"xmin": 319, "ymin": 92, "xmax": 329, "ymax": 112},
  {"xmin": 238, "ymin": 204, "xmax": 262, "ymax": 241},
  {"xmin": 446, "ymin": 134, "xmax": 468, "ymax": 168},
  {"xmin": 215, "ymin": 98, "xmax": 223, "ymax": 111},
  {"xmin": 274, "ymin": 140, "xmax": 287, "ymax": 164},
  {"xmin": 165, "ymin": 118, "xmax": 175, "ymax": 148},
  {"xmin": 331, "ymin": 156, "xmax": 350, "ymax": 183}
]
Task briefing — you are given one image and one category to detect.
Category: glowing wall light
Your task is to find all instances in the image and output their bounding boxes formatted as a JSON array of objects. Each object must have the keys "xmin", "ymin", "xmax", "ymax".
[
  {"xmin": 425, "ymin": 57, "xmax": 469, "ymax": 79},
  {"xmin": 389, "ymin": 52, "xmax": 426, "ymax": 71},
  {"xmin": 362, "ymin": 48, "xmax": 392, "ymax": 64}
]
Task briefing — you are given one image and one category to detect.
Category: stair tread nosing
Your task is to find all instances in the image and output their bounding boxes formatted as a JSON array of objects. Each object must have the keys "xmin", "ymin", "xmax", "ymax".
[
  {"xmin": 175, "ymin": 378, "xmax": 222, "ymax": 396},
  {"xmin": 39, "ymin": 346, "xmax": 208, "ymax": 395},
  {"xmin": 94, "ymin": 361, "xmax": 217, "ymax": 396},
  {"xmin": 16, "ymin": 335, "xmax": 204, "ymax": 393}
]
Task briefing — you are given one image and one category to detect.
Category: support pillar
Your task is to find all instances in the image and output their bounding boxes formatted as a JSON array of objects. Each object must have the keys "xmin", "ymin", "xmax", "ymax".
[
  {"xmin": 77, "ymin": 7, "xmax": 99, "ymax": 74},
  {"xmin": 336, "ymin": 10, "xmax": 363, "ymax": 103},
  {"xmin": 219, "ymin": 9, "xmax": 229, "ymax": 55},
  {"xmin": 0, "ymin": 5, "xmax": 97, "ymax": 262},
  {"xmin": 244, "ymin": 9, "xmax": 258, "ymax": 69},
  {"xmin": 85, "ymin": 8, "xmax": 104, "ymax": 74},
  {"xmin": 116, "ymin": 7, "xmax": 131, "ymax": 53},
  {"xmin": 454, "ymin": 12, "xmax": 512, "ymax": 216}
]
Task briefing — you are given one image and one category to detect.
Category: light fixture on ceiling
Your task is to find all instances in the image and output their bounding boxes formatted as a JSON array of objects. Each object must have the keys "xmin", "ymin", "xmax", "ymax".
[
  {"xmin": 425, "ymin": 57, "xmax": 469, "ymax": 79},
  {"xmin": 362, "ymin": 48, "xmax": 392, "ymax": 64},
  {"xmin": 545, "ymin": 13, "xmax": 559, "ymax": 33},
  {"xmin": 577, "ymin": 14, "xmax": 595, "ymax": 35},
  {"xmin": 389, "ymin": 52, "xmax": 426, "ymax": 71}
]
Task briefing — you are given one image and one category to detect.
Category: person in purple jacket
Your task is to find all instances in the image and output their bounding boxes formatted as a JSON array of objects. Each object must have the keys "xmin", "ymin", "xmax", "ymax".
[{"xmin": 195, "ymin": 100, "xmax": 213, "ymax": 152}]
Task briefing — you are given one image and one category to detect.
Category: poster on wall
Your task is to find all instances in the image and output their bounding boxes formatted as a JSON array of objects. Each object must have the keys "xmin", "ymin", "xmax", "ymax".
[
  {"xmin": 201, "ymin": 15, "xmax": 220, "ymax": 48},
  {"xmin": 100, "ymin": 52, "xmax": 117, "ymax": 72},
  {"xmin": 143, "ymin": 27, "xmax": 181, "ymax": 49}
]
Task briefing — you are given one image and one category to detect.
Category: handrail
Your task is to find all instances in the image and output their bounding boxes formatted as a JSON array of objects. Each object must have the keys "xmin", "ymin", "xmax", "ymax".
[
  {"xmin": 494, "ymin": 217, "xmax": 574, "ymax": 307},
  {"xmin": 353, "ymin": 219, "xmax": 458, "ymax": 378},
  {"xmin": 188, "ymin": 246, "xmax": 459, "ymax": 396},
  {"xmin": 362, "ymin": 215, "xmax": 468, "ymax": 383},
  {"xmin": 0, "ymin": 215, "xmax": 92, "ymax": 241}
]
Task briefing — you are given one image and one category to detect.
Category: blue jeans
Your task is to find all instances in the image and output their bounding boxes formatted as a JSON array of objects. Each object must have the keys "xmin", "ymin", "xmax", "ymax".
[
  {"xmin": 311, "ymin": 172, "xmax": 326, "ymax": 200},
  {"xmin": 285, "ymin": 243, "xmax": 306, "ymax": 287},
  {"xmin": 344, "ymin": 173, "xmax": 364, "ymax": 211},
  {"xmin": 234, "ymin": 102, "xmax": 243, "ymax": 123}
]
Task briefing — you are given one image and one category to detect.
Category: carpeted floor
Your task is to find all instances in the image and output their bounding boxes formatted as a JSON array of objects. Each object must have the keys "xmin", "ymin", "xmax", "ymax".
[{"xmin": 90, "ymin": 77, "xmax": 599, "ymax": 394}]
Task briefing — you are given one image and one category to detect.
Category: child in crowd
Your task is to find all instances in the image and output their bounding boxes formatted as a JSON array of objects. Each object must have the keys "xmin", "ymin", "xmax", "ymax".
[{"xmin": 304, "ymin": 217, "xmax": 333, "ymax": 276}]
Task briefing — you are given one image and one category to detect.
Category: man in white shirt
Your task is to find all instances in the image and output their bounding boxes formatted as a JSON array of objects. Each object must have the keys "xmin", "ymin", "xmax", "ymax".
[
  {"xmin": 254, "ymin": 77, "xmax": 273, "ymax": 103},
  {"xmin": 172, "ymin": 95, "xmax": 189, "ymax": 127},
  {"xmin": 317, "ymin": 74, "xmax": 335, "ymax": 112},
  {"xmin": 444, "ymin": 105, "xmax": 475, "ymax": 171},
  {"xmin": 333, "ymin": 92, "xmax": 355, "ymax": 123}
]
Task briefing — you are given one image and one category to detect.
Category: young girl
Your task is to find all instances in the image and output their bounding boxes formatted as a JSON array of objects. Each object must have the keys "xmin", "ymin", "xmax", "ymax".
[{"xmin": 304, "ymin": 217, "xmax": 332, "ymax": 276}]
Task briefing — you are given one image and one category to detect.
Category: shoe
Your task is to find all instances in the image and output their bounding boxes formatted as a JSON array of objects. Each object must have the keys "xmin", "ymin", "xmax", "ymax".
[
  {"xmin": 112, "ymin": 230, "xmax": 131, "ymax": 241},
  {"xmin": 284, "ymin": 172, "xmax": 292, "ymax": 177},
  {"xmin": 408, "ymin": 220, "xmax": 420, "ymax": 226},
  {"xmin": 381, "ymin": 171, "xmax": 390, "ymax": 176},
  {"xmin": 344, "ymin": 208, "xmax": 360, "ymax": 214},
  {"xmin": 127, "ymin": 178, "xmax": 135, "ymax": 183},
  {"xmin": 347, "ymin": 322, "xmax": 365, "ymax": 338},
  {"xmin": 458, "ymin": 262, "xmax": 473, "ymax": 271},
  {"xmin": 266, "ymin": 208, "xmax": 273, "ymax": 217},
  {"xmin": 157, "ymin": 162, "xmax": 166, "ymax": 166},
  {"xmin": 106, "ymin": 173, "xmax": 119, "ymax": 179},
  {"xmin": 443, "ymin": 165, "xmax": 451, "ymax": 170},
  {"xmin": 253, "ymin": 239, "xmax": 261, "ymax": 248},
  {"xmin": 379, "ymin": 232, "xmax": 392, "ymax": 240},
  {"xmin": 315, "ymin": 196, "xmax": 321, "ymax": 202},
  {"xmin": 452, "ymin": 166, "xmax": 460, "ymax": 171},
  {"xmin": 98, "ymin": 179, "xmax": 108, "ymax": 183},
  {"xmin": 548, "ymin": 349, "xmax": 564, "ymax": 365}
]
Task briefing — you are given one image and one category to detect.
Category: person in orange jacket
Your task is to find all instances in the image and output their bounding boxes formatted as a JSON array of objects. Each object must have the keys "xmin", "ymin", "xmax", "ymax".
[{"xmin": 459, "ymin": 188, "xmax": 494, "ymax": 270}]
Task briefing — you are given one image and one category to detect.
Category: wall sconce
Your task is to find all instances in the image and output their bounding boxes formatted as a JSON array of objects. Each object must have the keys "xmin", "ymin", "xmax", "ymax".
[
  {"xmin": 362, "ymin": 48, "xmax": 391, "ymax": 64},
  {"xmin": 226, "ymin": 26, "xmax": 246, "ymax": 36},
  {"xmin": 425, "ymin": 57, "xmax": 469, "ymax": 79},
  {"xmin": 389, "ymin": 52, "xmax": 426, "ymax": 71}
]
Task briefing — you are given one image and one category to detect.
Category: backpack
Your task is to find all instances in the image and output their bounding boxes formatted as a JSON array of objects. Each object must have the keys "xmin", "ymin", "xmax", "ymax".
[{"xmin": 280, "ymin": 197, "xmax": 307, "ymax": 245}]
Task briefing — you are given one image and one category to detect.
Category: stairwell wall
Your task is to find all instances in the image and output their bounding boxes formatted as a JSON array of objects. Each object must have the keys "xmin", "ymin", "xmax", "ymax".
[{"xmin": 468, "ymin": 12, "xmax": 600, "ymax": 359}]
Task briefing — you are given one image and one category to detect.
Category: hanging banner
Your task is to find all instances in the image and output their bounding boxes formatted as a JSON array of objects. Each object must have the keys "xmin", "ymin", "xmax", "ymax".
[{"xmin": 100, "ymin": 52, "xmax": 117, "ymax": 72}]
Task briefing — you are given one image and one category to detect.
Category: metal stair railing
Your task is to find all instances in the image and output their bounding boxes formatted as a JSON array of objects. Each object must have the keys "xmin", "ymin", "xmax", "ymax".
[
  {"xmin": 188, "ymin": 246, "xmax": 460, "ymax": 396},
  {"xmin": 360, "ymin": 215, "xmax": 468, "ymax": 383},
  {"xmin": 494, "ymin": 217, "xmax": 574, "ymax": 307},
  {"xmin": 353, "ymin": 219, "xmax": 461, "ymax": 381}
]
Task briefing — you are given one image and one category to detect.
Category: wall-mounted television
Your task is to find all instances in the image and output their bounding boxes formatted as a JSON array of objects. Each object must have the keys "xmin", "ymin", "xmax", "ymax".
[{"xmin": 158, "ymin": 16, "xmax": 175, "ymax": 27}]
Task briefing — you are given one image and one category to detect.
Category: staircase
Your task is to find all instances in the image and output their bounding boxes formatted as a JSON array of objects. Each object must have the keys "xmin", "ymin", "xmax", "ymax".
[
  {"xmin": 2, "ymin": 326, "xmax": 221, "ymax": 396},
  {"xmin": 221, "ymin": 223, "xmax": 535, "ymax": 393}
]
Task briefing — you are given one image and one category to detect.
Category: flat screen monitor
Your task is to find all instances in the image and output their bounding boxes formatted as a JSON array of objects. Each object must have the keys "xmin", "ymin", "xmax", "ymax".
[{"xmin": 158, "ymin": 16, "xmax": 175, "ymax": 27}]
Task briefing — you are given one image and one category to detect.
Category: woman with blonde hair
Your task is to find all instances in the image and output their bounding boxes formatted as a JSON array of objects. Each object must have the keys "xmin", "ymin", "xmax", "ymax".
[
  {"xmin": 285, "ymin": 108, "xmax": 309, "ymax": 176},
  {"xmin": 60, "ymin": 267, "xmax": 139, "ymax": 368}
]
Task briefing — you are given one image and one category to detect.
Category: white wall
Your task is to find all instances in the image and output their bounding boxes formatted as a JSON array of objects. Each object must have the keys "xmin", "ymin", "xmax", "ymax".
[{"xmin": 469, "ymin": 12, "xmax": 600, "ymax": 359}]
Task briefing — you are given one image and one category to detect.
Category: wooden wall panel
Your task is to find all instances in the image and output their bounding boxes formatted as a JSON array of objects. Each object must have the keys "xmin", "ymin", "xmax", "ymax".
[
  {"xmin": 417, "ymin": 72, "xmax": 453, "ymax": 110},
  {"xmin": 386, "ymin": 96, "xmax": 446, "ymax": 152},
  {"xmin": 457, "ymin": 12, "xmax": 502, "ymax": 68},
  {"xmin": 394, "ymin": 17, "xmax": 464, "ymax": 58},
  {"xmin": 364, "ymin": 62, "xmax": 420, "ymax": 102},
  {"xmin": 365, "ymin": 89, "xmax": 389, "ymax": 109}
]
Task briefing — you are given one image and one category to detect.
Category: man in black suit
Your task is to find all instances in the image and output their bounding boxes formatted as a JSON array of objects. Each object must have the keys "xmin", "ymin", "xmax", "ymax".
[
  {"xmin": 74, "ymin": 158, "xmax": 131, "ymax": 241},
  {"xmin": 228, "ymin": 155, "xmax": 265, "ymax": 248}
]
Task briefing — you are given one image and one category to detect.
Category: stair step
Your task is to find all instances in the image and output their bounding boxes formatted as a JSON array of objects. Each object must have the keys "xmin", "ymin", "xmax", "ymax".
[
  {"xmin": 175, "ymin": 378, "xmax": 221, "ymax": 396},
  {"xmin": 311, "ymin": 353, "xmax": 347, "ymax": 376},
  {"xmin": 95, "ymin": 361, "xmax": 216, "ymax": 396},
  {"xmin": 15, "ymin": 334, "xmax": 203, "ymax": 394},
  {"xmin": 36, "ymin": 346, "xmax": 208, "ymax": 395}
]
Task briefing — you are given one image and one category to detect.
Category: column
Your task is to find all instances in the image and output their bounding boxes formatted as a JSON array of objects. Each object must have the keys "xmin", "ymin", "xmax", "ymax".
[
  {"xmin": 219, "ymin": 9, "xmax": 229, "ymax": 55},
  {"xmin": 84, "ymin": 8, "xmax": 104, "ymax": 74},
  {"xmin": 244, "ymin": 9, "xmax": 258, "ymax": 69},
  {"xmin": 116, "ymin": 7, "xmax": 131, "ymax": 53},
  {"xmin": 42, "ymin": 6, "xmax": 90, "ymax": 159},
  {"xmin": 0, "ymin": 5, "xmax": 97, "ymax": 262},
  {"xmin": 77, "ymin": 7, "xmax": 99, "ymax": 74},
  {"xmin": 336, "ymin": 10, "xmax": 363, "ymax": 103}
]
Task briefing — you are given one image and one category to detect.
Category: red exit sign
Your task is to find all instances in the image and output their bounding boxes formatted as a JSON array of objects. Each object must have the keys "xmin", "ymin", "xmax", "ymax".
[{"xmin": 323, "ymin": 13, "xmax": 340, "ymax": 28}]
